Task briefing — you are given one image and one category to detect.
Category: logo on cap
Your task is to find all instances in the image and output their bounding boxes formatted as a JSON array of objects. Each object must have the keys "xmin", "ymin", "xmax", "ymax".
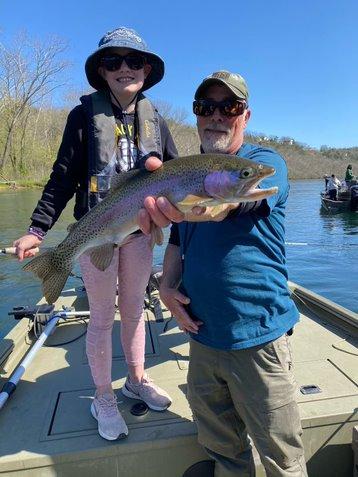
[{"xmin": 211, "ymin": 71, "xmax": 231, "ymax": 80}]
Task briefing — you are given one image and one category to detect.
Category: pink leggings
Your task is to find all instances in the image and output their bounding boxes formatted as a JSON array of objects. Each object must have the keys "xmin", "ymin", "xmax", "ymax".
[{"xmin": 79, "ymin": 233, "xmax": 153, "ymax": 388}]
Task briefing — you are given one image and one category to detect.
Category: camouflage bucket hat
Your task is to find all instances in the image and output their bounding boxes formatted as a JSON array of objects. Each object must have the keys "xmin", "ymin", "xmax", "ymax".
[
  {"xmin": 194, "ymin": 70, "xmax": 249, "ymax": 102},
  {"xmin": 85, "ymin": 27, "xmax": 165, "ymax": 91}
]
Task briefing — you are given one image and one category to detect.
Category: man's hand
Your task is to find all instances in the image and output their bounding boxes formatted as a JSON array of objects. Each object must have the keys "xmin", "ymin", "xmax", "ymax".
[
  {"xmin": 160, "ymin": 285, "xmax": 203, "ymax": 334},
  {"xmin": 185, "ymin": 203, "xmax": 239, "ymax": 222}
]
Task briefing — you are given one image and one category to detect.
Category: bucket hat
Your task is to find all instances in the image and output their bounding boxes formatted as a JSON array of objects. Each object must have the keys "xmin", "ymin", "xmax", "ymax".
[{"xmin": 85, "ymin": 27, "xmax": 164, "ymax": 91}]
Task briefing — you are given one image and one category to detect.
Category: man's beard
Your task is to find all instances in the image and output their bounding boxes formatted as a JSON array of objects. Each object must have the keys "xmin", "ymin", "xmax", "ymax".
[{"xmin": 200, "ymin": 126, "xmax": 233, "ymax": 153}]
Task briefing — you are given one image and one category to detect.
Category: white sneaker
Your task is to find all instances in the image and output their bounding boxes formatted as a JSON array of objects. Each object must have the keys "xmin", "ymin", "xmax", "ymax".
[{"xmin": 91, "ymin": 392, "xmax": 128, "ymax": 440}]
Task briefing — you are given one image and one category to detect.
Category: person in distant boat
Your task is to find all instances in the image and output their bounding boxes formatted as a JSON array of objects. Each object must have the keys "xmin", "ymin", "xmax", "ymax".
[
  {"xmin": 139, "ymin": 71, "xmax": 307, "ymax": 476},
  {"xmin": 327, "ymin": 174, "xmax": 341, "ymax": 200},
  {"xmin": 324, "ymin": 174, "xmax": 330, "ymax": 191},
  {"xmin": 12, "ymin": 27, "xmax": 177, "ymax": 441},
  {"xmin": 350, "ymin": 183, "xmax": 358, "ymax": 211},
  {"xmin": 345, "ymin": 164, "xmax": 355, "ymax": 188}
]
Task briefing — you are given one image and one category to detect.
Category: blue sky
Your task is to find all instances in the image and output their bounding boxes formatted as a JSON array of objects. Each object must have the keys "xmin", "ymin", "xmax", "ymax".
[{"xmin": 1, "ymin": 0, "xmax": 357, "ymax": 149}]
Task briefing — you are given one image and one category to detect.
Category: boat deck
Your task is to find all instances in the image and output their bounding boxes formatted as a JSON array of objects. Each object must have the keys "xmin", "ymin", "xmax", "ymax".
[{"xmin": 0, "ymin": 283, "xmax": 357, "ymax": 476}]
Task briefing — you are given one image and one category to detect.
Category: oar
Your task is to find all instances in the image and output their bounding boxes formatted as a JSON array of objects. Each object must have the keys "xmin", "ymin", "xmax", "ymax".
[{"xmin": 0, "ymin": 310, "xmax": 90, "ymax": 410}]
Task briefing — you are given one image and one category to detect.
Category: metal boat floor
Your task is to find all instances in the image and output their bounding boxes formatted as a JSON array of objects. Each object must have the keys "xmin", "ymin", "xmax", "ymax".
[{"xmin": 0, "ymin": 284, "xmax": 357, "ymax": 476}]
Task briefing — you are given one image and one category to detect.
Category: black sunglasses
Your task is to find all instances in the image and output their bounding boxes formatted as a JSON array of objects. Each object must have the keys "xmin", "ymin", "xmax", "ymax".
[
  {"xmin": 193, "ymin": 99, "xmax": 247, "ymax": 118},
  {"xmin": 100, "ymin": 54, "xmax": 146, "ymax": 71}
]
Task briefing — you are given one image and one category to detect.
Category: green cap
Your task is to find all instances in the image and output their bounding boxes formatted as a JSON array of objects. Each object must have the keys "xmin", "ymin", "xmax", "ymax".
[{"xmin": 194, "ymin": 70, "xmax": 249, "ymax": 102}]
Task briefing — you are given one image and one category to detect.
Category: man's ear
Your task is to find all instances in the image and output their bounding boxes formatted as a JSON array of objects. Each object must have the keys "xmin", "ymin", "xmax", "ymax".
[{"xmin": 244, "ymin": 108, "xmax": 251, "ymax": 127}]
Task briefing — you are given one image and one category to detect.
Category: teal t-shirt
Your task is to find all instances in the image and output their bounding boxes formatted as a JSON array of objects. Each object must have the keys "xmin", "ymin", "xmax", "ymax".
[{"xmin": 176, "ymin": 143, "xmax": 299, "ymax": 350}]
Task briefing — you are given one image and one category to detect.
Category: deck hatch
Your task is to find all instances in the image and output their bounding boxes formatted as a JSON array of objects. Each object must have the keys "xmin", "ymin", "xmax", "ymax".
[{"xmin": 43, "ymin": 378, "xmax": 191, "ymax": 440}]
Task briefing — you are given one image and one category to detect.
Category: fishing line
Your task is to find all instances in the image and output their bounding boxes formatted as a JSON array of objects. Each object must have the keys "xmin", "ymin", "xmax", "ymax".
[
  {"xmin": 290, "ymin": 288, "xmax": 357, "ymax": 355},
  {"xmin": 285, "ymin": 242, "xmax": 357, "ymax": 248},
  {"xmin": 31, "ymin": 309, "xmax": 89, "ymax": 346},
  {"xmin": 331, "ymin": 340, "xmax": 358, "ymax": 356},
  {"xmin": 44, "ymin": 317, "xmax": 88, "ymax": 347}
]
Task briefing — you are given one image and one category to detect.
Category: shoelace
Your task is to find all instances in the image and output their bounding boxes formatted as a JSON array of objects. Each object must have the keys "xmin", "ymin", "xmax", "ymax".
[
  {"xmin": 131, "ymin": 377, "xmax": 159, "ymax": 398},
  {"xmin": 96, "ymin": 395, "xmax": 119, "ymax": 418}
]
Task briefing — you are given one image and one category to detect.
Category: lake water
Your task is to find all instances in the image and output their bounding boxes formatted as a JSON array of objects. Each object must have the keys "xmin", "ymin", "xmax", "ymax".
[{"xmin": 1, "ymin": 180, "xmax": 357, "ymax": 339}]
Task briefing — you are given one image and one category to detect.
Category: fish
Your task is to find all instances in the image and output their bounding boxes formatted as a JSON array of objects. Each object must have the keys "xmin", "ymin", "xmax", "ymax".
[{"xmin": 23, "ymin": 153, "xmax": 277, "ymax": 304}]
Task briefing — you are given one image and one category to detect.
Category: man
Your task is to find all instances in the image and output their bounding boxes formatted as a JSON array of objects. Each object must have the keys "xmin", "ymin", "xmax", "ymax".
[
  {"xmin": 345, "ymin": 164, "xmax": 354, "ymax": 189},
  {"xmin": 140, "ymin": 71, "xmax": 307, "ymax": 476},
  {"xmin": 327, "ymin": 174, "xmax": 341, "ymax": 200}
]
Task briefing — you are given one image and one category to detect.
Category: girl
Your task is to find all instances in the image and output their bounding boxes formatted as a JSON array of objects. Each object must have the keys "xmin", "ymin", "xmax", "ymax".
[{"xmin": 13, "ymin": 27, "xmax": 177, "ymax": 441}]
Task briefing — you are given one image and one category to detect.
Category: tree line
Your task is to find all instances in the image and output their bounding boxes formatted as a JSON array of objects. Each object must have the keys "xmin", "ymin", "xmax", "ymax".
[{"xmin": 0, "ymin": 32, "xmax": 356, "ymax": 186}]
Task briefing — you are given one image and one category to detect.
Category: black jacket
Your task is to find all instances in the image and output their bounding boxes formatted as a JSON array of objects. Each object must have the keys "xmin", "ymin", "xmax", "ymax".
[{"xmin": 30, "ymin": 103, "xmax": 178, "ymax": 233}]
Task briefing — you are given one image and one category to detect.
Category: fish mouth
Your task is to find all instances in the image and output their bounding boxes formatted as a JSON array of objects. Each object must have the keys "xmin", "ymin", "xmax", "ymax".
[
  {"xmin": 240, "ymin": 185, "xmax": 278, "ymax": 202},
  {"xmin": 238, "ymin": 166, "xmax": 277, "ymax": 202}
]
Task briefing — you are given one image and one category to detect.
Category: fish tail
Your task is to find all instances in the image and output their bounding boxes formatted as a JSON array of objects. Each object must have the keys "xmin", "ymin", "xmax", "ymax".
[{"xmin": 23, "ymin": 249, "xmax": 70, "ymax": 304}]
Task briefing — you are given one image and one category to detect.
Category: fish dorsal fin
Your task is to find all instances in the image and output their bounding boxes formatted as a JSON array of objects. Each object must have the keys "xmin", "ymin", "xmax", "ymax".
[
  {"xmin": 89, "ymin": 244, "xmax": 115, "ymax": 271},
  {"xmin": 67, "ymin": 222, "xmax": 77, "ymax": 233},
  {"xmin": 175, "ymin": 194, "xmax": 216, "ymax": 212}
]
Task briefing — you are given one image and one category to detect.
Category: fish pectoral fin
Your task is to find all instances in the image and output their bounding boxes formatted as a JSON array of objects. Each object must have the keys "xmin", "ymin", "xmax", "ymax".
[
  {"xmin": 89, "ymin": 244, "xmax": 115, "ymax": 271},
  {"xmin": 150, "ymin": 224, "xmax": 164, "ymax": 248},
  {"xmin": 176, "ymin": 194, "xmax": 216, "ymax": 212}
]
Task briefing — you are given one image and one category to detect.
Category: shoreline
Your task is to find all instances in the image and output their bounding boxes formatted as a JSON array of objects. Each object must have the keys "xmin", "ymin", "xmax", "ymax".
[{"xmin": 0, "ymin": 177, "xmax": 326, "ymax": 192}]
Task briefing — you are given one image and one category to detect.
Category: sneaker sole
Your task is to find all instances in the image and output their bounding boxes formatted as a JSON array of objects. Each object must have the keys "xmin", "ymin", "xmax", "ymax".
[
  {"xmin": 121, "ymin": 385, "xmax": 171, "ymax": 411},
  {"xmin": 90, "ymin": 402, "xmax": 128, "ymax": 441}
]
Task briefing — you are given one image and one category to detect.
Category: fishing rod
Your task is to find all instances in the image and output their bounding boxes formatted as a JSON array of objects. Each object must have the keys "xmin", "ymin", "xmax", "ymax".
[
  {"xmin": 1, "ymin": 247, "xmax": 40, "ymax": 256},
  {"xmin": 0, "ymin": 308, "xmax": 90, "ymax": 411},
  {"xmin": 3, "ymin": 242, "xmax": 357, "ymax": 257}
]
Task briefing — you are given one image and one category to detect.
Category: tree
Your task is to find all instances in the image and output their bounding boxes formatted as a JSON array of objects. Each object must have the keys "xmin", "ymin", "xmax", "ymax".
[
  {"xmin": 154, "ymin": 100, "xmax": 200, "ymax": 155},
  {"xmin": 0, "ymin": 31, "xmax": 69, "ymax": 173}
]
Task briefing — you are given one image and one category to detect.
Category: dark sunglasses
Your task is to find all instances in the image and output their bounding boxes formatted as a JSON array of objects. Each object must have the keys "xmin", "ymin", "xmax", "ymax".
[
  {"xmin": 100, "ymin": 54, "xmax": 146, "ymax": 71},
  {"xmin": 193, "ymin": 99, "xmax": 247, "ymax": 118}
]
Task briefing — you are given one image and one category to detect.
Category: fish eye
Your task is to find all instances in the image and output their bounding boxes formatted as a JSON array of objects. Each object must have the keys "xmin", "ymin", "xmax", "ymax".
[{"xmin": 240, "ymin": 167, "xmax": 254, "ymax": 179}]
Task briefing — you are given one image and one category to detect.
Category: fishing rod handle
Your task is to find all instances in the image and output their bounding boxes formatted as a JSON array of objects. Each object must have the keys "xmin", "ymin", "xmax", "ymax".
[{"xmin": 2, "ymin": 247, "xmax": 40, "ymax": 255}]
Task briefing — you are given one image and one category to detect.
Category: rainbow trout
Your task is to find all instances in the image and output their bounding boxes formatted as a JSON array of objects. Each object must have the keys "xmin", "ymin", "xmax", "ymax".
[{"xmin": 23, "ymin": 153, "xmax": 277, "ymax": 303}]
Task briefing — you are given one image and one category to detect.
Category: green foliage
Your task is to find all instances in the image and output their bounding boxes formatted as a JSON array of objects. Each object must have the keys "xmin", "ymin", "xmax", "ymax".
[
  {"xmin": 0, "ymin": 101, "xmax": 66, "ymax": 181},
  {"xmin": 0, "ymin": 31, "xmax": 356, "ymax": 185},
  {"xmin": 244, "ymin": 133, "xmax": 357, "ymax": 179},
  {"xmin": 0, "ymin": 101, "xmax": 356, "ymax": 183}
]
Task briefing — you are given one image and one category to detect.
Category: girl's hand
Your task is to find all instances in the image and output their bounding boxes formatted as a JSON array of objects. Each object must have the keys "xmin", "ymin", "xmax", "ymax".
[
  {"xmin": 13, "ymin": 234, "xmax": 42, "ymax": 261},
  {"xmin": 138, "ymin": 156, "xmax": 185, "ymax": 234}
]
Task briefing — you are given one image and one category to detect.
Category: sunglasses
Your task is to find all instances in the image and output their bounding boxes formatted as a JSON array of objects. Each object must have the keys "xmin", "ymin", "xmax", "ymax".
[
  {"xmin": 100, "ymin": 54, "xmax": 146, "ymax": 71},
  {"xmin": 193, "ymin": 99, "xmax": 247, "ymax": 118}
]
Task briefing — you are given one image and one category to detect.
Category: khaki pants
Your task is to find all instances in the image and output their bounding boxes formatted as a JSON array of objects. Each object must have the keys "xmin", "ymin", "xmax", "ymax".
[{"xmin": 187, "ymin": 335, "xmax": 307, "ymax": 477}]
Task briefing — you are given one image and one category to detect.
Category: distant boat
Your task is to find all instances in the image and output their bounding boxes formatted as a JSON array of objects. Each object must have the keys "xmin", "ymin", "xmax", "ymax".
[{"xmin": 320, "ymin": 187, "xmax": 358, "ymax": 213}]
